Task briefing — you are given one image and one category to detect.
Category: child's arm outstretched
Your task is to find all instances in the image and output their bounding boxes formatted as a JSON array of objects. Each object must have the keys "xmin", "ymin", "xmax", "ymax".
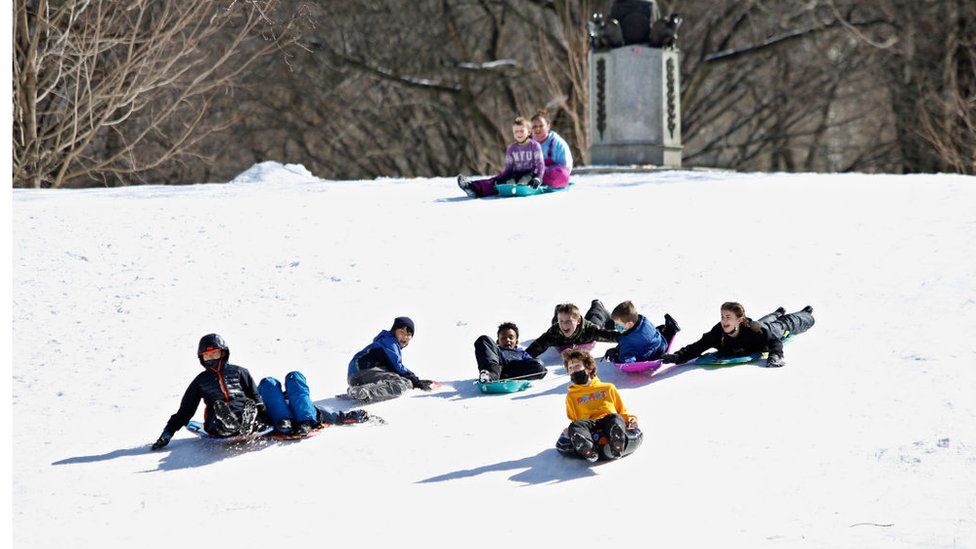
[{"xmin": 152, "ymin": 381, "xmax": 203, "ymax": 450}]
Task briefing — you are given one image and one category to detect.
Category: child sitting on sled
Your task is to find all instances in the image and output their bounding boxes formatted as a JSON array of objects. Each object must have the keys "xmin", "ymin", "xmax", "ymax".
[
  {"xmin": 347, "ymin": 316, "xmax": 435, "ymax": 402},
  {"xmin": 561, "ymin": 349, "xmax": 642, "ymax": 462},
  {"xmin": 525, "ymin": 301, "xmax": 620, "ymax": 358},
  {"xmin": 662, "ymin": 302, "xmax": 815, "ymax": 368},
  {"xmin": 457, "ymin": 116, "xmax": 545, "ymax": 198},
  {"xmin": 602, "ymin": 301, "xmax": 680, "ymax": 363},
  {"xmin": 150, "ymin": 333, "xmax": 267, "ymax": 449},
  {"xmin": 474, "ymin": 322, "xmax": 547, "ymax": 383}
]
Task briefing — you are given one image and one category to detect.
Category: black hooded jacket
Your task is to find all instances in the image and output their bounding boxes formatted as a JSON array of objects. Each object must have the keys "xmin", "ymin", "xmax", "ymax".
[
  {"xmin": 672, "ymin": 319, "xmax": 783, "ymax": 363},
  {"xmin": 163, "ymin": 334, "xmax": 265, "ymax": 434}
]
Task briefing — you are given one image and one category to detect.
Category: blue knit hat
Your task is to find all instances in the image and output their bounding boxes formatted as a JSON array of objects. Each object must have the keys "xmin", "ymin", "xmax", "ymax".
[{"xmin": 391, "ymin": 316, "xmax": 415, "ymax": 335}]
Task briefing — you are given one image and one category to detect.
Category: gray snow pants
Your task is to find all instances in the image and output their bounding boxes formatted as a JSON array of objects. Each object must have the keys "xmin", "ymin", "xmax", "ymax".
[{"xmin": 347, "ymin": 368, "xmax": 413, "ymax": 403}]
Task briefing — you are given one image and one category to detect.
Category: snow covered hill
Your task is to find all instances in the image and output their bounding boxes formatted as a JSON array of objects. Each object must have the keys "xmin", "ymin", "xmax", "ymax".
[{"xmin": 12, "ymin": 163, "xmax": 976, "ymax": 548}]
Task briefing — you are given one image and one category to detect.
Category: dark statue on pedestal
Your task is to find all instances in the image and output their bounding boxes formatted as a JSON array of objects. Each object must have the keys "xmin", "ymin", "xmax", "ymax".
[{"xmin": 588, "ymin": 0, "xmax": 682, "ymax": 52}]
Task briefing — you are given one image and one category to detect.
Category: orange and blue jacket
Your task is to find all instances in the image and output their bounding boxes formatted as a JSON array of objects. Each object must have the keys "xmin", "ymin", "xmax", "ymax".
[{"xmin": 565, "ymin": 376, "xmax": 635, "ymax": 424}]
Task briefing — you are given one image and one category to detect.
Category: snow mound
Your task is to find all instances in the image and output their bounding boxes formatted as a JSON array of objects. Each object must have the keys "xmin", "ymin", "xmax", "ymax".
[{"xmin": 230, "ymin": 161, "xmax": 320, "ymax": 185}]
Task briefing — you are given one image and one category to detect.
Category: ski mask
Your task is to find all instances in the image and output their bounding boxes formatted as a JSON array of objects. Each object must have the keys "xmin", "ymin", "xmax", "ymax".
[{"xmin": 570, "ymin": 370, "xmax": 590, "ymax": 385}]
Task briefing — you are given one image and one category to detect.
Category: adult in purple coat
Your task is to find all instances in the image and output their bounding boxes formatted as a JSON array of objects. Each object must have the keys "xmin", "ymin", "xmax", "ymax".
[{"xmin": 457, "ymin": 116, "xmax": 545, "ymax": 198}]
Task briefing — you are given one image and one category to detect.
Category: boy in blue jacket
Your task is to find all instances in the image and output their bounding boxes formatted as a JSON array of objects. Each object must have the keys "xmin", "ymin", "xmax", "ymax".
[
  {"xmin": 475, "ymin": 322, "xmax": 548, "ymax": 383},
  {"xmin": 603, "ymin": 301, "xmax": 680, "ymax": 363},
  {"xmin": 347, "ymin": 317, "xmax": 435, "ymax": 403}
]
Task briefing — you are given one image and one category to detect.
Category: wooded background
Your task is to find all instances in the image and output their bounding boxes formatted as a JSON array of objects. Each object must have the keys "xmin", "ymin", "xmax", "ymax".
[{"xmin": 12, "ymin": 0, "xmax": 975, "ymax": 187}]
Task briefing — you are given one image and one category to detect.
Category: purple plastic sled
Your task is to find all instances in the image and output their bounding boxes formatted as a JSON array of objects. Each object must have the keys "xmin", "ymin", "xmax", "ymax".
[
  {"xmin": 612, "ymin": 334, "xmax": 676, "ymax": 374},
  {"xmin": 555, "ymin": 341, "xmax": 596, "ymax": 353}
]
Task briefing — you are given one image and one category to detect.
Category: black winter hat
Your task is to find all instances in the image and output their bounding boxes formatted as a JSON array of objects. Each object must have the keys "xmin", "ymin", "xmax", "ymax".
[{"xmin": 391, "ymin": 316, "xmax": 415, "ymax": 335}]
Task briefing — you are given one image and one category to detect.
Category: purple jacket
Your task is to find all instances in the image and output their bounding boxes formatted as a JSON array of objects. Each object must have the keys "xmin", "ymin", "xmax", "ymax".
[{"xmin": 497, "ymin": 139, "xmax": 545, "ymax": 182}]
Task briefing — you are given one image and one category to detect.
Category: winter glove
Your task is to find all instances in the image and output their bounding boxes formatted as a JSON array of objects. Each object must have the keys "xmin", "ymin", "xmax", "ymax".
[
  {"xmin": 603, "ymin": 347, "xmax": 620, "ymax": 362},
  {"xmin": 661, "ymin": 353, "xmax": 680, "ymax": 364},
  {"xmin": 765, "ymin": 354, "xmax": 785, "ymax": 368},
  {"xmin": 529, "ymin": 177, "xmax": 542, "ymax": 189},
  {"xmin": 344, "ymin": 410, "xmax": 369, "ymax": 423},
  {"xmin": 151, "ymin": 430, "xmax": 173, "ymax": 450},
  {"xmin": 413, "ymin": 379, "xmax": 434, "ymax": 391}
]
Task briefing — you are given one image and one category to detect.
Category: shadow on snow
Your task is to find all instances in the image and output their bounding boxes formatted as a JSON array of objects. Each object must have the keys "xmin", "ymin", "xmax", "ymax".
[{"xmin": 417, "ymin": 448, "xmax": 599, "ymax": 485}]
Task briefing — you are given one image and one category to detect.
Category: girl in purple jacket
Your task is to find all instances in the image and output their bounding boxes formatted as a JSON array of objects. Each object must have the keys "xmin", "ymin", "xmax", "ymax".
[{"xmin": 457, "ymin": 116, "xmax": 545, "ymax": 198}]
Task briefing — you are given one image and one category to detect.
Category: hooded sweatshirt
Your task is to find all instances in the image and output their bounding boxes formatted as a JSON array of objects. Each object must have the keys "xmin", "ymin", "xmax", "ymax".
[{"xmin": 565, "ymin": 376, "xmax": 635, "ymax": 424}]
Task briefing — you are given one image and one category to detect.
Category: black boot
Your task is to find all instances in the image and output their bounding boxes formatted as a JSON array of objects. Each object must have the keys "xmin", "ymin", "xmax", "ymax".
[
  {"xmin": 774, "ymin": 306, "xmax": 786, "ymax": 317},
  {"xmin": 211, "ymin": 400, "xmax": 241, "ymax": 435},
  {"xmin": 571, "ymin": 432, "xmax": 598, "ymax": 463},
  {"xmin": 239, "ymin": 400, "xmax": 258, "ymax": 435},
  {"xmin": 608, "ymin": 423, "xmax": 626, "ymax": 458},
  {"xmin": 664, "ymin": 313, "xmax": 680, "ymax": 333},
  {"xmin": 276, "ymin": 418, "xmax": 294, "ymax": 434},
  {"xmin": 802, "ymin": 305, "xmax": 814, "ymax": 314},
  {"xmin": 294, "ymin": 421, "xmax": 315, "ymax": 437}
]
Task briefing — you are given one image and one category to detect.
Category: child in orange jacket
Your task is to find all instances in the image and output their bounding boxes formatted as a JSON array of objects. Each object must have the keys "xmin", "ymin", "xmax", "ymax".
[{"xmin": 561, "ymin": 349, "xmax": 641, "ymax": 461}]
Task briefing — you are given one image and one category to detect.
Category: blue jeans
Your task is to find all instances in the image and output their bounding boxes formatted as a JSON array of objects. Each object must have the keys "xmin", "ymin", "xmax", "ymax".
[{"xmin": 259, "ymin": 371, "xmax": 339, "ymax": 425}]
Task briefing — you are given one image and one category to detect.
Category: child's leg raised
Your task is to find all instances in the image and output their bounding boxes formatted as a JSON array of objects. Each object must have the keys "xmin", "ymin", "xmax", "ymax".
[
  {"xmin": 284, "ymin": 371, "xmax": 318, "ymax": 424},
  {"xmin": 258, "ymin": 377, "xmax": 295, "ymax": 426},
  {"xmin": 473, "ymin": 335, "xmax": 504, "ymax": 381}
]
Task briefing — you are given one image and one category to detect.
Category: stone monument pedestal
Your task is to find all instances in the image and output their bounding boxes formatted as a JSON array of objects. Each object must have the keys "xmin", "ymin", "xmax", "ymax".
[{"xmin": 589, "ymin": 46, "xmax": 682, "ymax": 167}]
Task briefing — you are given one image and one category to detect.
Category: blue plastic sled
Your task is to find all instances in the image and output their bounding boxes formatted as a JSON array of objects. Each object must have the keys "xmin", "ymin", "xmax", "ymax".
[
  {"xmin": 186, "ymin": 420, "xmax": 273, "ymax": 442},
  {"xmin": 477, "ymin": 379, "xmax": 531, "ymax": 394},
  {"xmin": 494, "ymin": 182, "xmax": 573, "ymax": 197}
]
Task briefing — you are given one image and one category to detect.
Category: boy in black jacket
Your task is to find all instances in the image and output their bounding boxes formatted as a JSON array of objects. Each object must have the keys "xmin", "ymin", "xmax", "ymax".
[
  {"xmin": 150, "ymin": 333, "xmax": 266, "ymax": 449},
  {"xmin": 663, "ymin": 302, "xmax": 815, "ymax": 368},
  {"xmin": 525, "ymin": 301, "xmax": 620, "ymax": 358}
]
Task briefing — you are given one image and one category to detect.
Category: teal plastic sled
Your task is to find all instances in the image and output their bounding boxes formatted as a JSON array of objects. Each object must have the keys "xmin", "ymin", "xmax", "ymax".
[
  {"xmin": 477, "ymin": 379, "xmax": 532, "ymax": 394},
  {"xmin": 693, "ymin": 334, "xmax": 793, "ymax": 366},
  {"xmin": 693, "ymin": 352, "xmax": 763, "ymax": 366},
  {"xmin": 494, "ymin": 182, "xmax": 572, "ymax": 197}
]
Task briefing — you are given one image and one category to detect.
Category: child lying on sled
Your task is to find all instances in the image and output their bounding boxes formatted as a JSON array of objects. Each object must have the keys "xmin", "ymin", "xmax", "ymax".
[{"xmin": 602, "ymin": 300, "xmax": 680, "ymax": 363}]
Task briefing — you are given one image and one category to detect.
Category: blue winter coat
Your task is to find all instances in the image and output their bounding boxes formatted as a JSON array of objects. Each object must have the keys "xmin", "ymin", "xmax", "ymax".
[
  {"xmin": 617, "ymin": 315, "xmax": 667, "ymax": 362},
  {"xmin": 538, "ymin": 131, "xmax": 574, "ymax": 171},
  {"xmin": 348, "ymin": 330, "xmax": 417, "ymax": 381}
]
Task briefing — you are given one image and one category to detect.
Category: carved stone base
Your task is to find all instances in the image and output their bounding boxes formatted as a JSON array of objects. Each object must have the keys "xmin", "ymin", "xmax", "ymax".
[{"xmin": 588, "ymin": 46, "xmax": 682, "ymax": 167}]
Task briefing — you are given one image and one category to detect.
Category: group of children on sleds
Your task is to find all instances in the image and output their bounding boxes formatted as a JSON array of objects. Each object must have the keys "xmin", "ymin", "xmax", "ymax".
[{"xmin": 151, "ymin": 299, "xmax": 815, "ymax": 464}]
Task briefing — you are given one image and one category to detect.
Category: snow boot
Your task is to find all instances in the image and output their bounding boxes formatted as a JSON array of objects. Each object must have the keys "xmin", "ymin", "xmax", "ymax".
[
  {"xmin": 457, "ymin": 175, "xmax": 477, "ymax": 198},
  {"xmin": 210, "ymin": 400, "xmax": 241, "ymax": 435},
  {"xmin": 571, "ymin": 432, "xmax": 599, "ymax": 463},
  {"xmin": 664, "ymin": 313, "xmax": 680, "ymax": 334},
  {"xmin": 774, "ymin": 306, "xmax": 786, "ymax": 317},
  {"xmin": 608, "ymin": 424, "xmax": 626, "ymax": 458},
  {"xmin": 239, "ymin": 399, "xmax": 259, "ymax": 435},
  {"xmin": 276, "ymin": 418, "xmax": 294, "ymax": 435},
  {"xmin": 802, "ymin": 305, "xmax": 814, "ymax": 314},
  {"xmin": 294, "ymin": 421, "xmax": 315, "ymax": 437}
]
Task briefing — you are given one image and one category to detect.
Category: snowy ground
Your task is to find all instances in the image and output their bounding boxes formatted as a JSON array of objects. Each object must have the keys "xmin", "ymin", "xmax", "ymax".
[{"xmin": 12, "ymin": 163, "xmax": 976, "ymax": 548}]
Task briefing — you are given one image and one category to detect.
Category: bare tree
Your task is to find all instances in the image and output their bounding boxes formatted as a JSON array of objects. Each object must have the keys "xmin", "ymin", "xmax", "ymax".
[{"xmin": 12, "ymin": 0, "xmax": 302, "ymax": 188}]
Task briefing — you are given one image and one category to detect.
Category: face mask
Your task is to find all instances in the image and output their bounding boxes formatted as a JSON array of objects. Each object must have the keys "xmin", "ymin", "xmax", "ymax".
[
  {"xmin": 614, "ymin": 324, "xmax": 625, "ymax": 332},
  {"xmin": 570, "ymin": 371, "xmax": 590, "ymax": 385},
  {"xmin": 201, "ymin": 358, "xmax": 222, "ymax": 370}
]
